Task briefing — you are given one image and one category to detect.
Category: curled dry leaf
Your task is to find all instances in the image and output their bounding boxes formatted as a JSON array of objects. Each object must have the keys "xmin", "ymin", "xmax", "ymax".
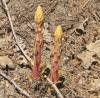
[
  {"xmin": 78, "ymin": 51, "xmax": 95, "ymax": 69},
  {"xmin": 86, "ymin": 40, "xmax": 100, "ymax": 57},
  {"xmin": 78, "ymin": 40, "xmax": 100, "ymax": 69},
  {"xmin": 18, "ymin": 55, "xmax": 28, "ymax": 66}
]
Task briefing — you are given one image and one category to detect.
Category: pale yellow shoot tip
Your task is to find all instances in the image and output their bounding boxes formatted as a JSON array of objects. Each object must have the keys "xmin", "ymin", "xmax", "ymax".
[
  {"xmin": 54, "ymin": 25, "xmax": 63, "ymax": 48},
  {"xmin": 54, "ymin": 25, "xmax": 63, "ymax": 42},
  {"xmin": 34, "ymin": 6, "xmax": 44, "ymax": 24}
]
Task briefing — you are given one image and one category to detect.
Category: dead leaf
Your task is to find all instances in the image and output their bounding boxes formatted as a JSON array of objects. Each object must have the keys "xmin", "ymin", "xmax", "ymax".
[
  {"xmin": 78, "ymin": 51, "xmax": 95, "ymax": 69},
  {"xmin": 90, "ymin": 79, "xmax": 100, "ymax": 91},
  {"xmin": 90, "ymin": 94, "xmax": 98, "ymax": 98},
  {"xmin": 87, "ymin": 40, "xmax": 100, "ymax": 57},
  {"xmin": 0, "ymin": 56, "xmax": 15, "ymax": 69},
  {"xmin": 0, "ymin": 36, "xmax": 12, "ymax": 48},
  {"xmin": 78, "ymin": 40, "xmax": 100, "ymax": 69}
]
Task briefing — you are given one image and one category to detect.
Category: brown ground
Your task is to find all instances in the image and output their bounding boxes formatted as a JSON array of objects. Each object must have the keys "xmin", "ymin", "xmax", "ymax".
[{"xmin": 0, "ymin": 0, "xmax": 100, "ymax": 98}]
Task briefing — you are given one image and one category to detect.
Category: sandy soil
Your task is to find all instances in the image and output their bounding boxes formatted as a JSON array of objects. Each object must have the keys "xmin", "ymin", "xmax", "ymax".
[{"xmin": 0, "ymin": 0, "xmax": 100, "ymax": 98}]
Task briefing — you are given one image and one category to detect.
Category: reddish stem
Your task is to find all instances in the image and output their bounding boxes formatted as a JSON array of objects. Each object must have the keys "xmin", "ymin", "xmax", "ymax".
[
  {"xmin": 51, "ymin": 49, "xmax": 60, "ymax": 82},
  {"xmin": 32, "ymin": 25, "xmax": 42, "ymax": 80}
]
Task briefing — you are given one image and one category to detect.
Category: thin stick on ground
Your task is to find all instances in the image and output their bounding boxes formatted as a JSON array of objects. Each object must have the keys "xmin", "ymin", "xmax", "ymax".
[
  {"xmin": 0, "ymin": 70, "xmax": 31, "ymax": 98},
  {"xmin": 82, "ymin": 0, "xmax": 92, "ymax": 9},
  {"xmin": 44, "ymin": 75, "xmax": 64, "ymax": 98},
  {"xmin": 1, "ymin": 0, "xmax": 33, "ymax": 65}
]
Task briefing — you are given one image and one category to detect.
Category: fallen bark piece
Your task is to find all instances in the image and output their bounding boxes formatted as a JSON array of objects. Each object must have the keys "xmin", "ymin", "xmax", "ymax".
[
  {"xmin": 0, "ymin": 70, "xmax": 31, "ymax": 98},
  {"xmin": 0, "ymin": 56, "xmax": 15, "ymax": 69}
]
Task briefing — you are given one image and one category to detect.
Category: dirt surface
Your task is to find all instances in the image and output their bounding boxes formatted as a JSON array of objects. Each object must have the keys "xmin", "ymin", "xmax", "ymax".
[{"xmin": 0, "ymin": 0, "xmax": 100, "ymax": 98}]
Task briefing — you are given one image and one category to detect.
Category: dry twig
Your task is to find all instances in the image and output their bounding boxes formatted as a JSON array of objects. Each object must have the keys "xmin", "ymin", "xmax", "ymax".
[
  {"xmin": 1, "ymin": 0, "xmax": 33, "ymax": 65},
  {"xmin": 82, "ymin": 0, "xmax": 93, "ymax": 9},
  {"xmin": 44, "ymin": 75, "xmax": 64, "ymax": 98},
  {"xmin": 0, "ymin": 70, "xmax": 31, "ymax": 98}
]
